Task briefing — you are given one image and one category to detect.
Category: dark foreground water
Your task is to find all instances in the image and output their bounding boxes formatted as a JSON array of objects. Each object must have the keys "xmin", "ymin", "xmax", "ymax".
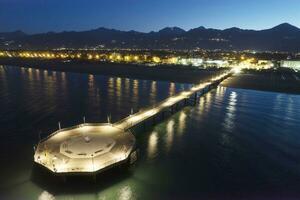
[{"xmin": 1, "ymin": 66, "xmax": 300, "ymax": 200}]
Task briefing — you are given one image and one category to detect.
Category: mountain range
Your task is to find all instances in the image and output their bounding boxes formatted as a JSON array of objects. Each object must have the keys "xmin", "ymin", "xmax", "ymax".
[{"xmin": 1, "ymin": 23, "xmax": 300, "ymax": 52}]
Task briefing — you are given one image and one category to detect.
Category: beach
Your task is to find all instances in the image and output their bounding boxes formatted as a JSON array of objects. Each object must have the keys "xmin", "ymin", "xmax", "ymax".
[{"xmin": 222, "ymin": 69, "xmax": 300, "ymax": 94}]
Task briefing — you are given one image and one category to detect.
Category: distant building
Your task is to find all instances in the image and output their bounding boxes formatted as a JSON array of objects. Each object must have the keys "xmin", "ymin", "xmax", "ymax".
[
  {"xmin": 179, "ymin": 58, "xmax": 203, "ymax": 67},
  {"xmin": 280, "ymin": 60, "xmax": 300, "ymax": 71},
  {"xmin": 257, "ymin": 60, "xmax": 274, "ymax": 69},
  {"xmin": 204, "ymin": 60, "xmax": 229, "ymax": 68}
]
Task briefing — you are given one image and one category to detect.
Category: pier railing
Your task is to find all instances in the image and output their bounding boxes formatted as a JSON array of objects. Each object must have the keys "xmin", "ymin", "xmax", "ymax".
[{"xmin": 39, "ymin": 123, "xmax": 112, "ymax": 143}]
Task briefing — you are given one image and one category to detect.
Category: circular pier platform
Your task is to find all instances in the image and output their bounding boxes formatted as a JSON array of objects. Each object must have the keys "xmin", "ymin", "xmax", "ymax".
[{"xmin": 34, "ymin": 124, "xmax": 136, "ymax": 174}]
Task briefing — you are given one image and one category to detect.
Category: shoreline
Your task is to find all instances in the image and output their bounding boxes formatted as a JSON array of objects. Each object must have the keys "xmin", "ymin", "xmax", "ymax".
[
  {"xmin": 221, "ymin": 70, "xmax": 300, "ymax": 94},
  {"xmin": 0, "ymin": 58, "xmax": 224, "ymax": 84},
  {"xmin": 1, "ymin": 58, "xmax": 300, "ymax": 95}
]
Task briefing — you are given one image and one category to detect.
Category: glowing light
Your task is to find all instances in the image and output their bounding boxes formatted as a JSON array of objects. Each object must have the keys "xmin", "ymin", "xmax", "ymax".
[
  {"xmin": 116, "ymin": 55, "xmax": 122, "ymax": 60},
  {"xmin": 124, "ymin": 55, "xmax": 131, "ymax": 62},
  {"xmin": 88, "ymin": 54, "xmax": 93, "ymax": 60},
  {"xmin": 152, "ymin": 56, "xmax": 161, "ymax": 63},
  {"xmin": 232, "ymin": 67, "xmax": 241, "ymax": 74}
]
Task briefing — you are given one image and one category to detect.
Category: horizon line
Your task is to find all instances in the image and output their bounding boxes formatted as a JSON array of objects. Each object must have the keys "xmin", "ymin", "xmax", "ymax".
[{"xmin": 1, "ymin": 22, "xmax": 299, "ymax": 35}]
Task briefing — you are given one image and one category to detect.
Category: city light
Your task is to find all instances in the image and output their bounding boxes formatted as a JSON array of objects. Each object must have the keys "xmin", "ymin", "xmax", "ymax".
[
  {"xmin": 0, "ymin": 50, "xmax": 295, "ymax": 70},
  {"xmin": 232, "ymin": 67, "xmax": 241, "ymax": 74}
]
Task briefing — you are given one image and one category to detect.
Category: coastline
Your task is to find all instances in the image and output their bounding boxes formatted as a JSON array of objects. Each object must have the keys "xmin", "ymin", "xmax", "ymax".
[
  {"xmin": 1, "ymin": 58, "xmax": 300, "ymax": 94},
  {"xmin": 0, "ymin": 58, "xmax": 224, "ymax": 84},
  {"xmin": 221, "ymin": 70, "xmax": 300, "ymax": 94}
]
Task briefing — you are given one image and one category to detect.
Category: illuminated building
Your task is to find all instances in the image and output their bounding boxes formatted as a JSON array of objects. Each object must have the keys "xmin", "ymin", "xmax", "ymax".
[
  {"xmin": 179, "ymin": 58, "xmax": 203, "ymax": 67},
  {"xmin": 204, "ymin": 60, "xmax": 229, "ymax": 68},
  {"xmin": 281, "ymin": 60, "xmax": 300, "ymax": 71}
]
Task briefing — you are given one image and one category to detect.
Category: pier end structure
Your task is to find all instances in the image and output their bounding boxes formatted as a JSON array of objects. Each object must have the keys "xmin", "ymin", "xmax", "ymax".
[{"xmin": 34, "ymin": 123, "xmax": 136, "ymax": 175}]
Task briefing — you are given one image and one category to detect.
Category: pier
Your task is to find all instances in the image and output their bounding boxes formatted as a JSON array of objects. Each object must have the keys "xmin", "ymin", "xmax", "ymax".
[
  {"xmin": 34, "ymin": 71, "xmax": 232, "ymax": 175},
  {"xmin": 115, "ymin": 72, "xmax": 231, "ymax": 130}
]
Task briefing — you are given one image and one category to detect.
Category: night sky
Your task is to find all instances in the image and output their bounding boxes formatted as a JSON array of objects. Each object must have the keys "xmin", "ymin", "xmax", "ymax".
[{"xmin": 0, "ymin": 0, "xmax": 299, "ymax": 33}]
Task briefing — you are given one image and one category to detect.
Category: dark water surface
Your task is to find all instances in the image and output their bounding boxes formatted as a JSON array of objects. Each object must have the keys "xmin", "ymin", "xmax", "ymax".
[{"xmin": 1, "ymin": 65, "xmax": 300, "ymax": 200}]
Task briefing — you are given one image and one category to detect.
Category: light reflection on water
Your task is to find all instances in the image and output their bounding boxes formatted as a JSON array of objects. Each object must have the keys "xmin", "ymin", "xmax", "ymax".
[
  {"xmin": 149, "ymin": 81, "xmax": 157, "ymax": 105},
  {"xmin": 178, "ymin": 112, "xmax": 187, "ymax": 135},
  {"xmin": 124, "ymin": 78, "xmax": 130, "ymax": 99},
  {"xmin": 165, "ymin": 119, "xmax": 175, "ymax": 153},
  {"xmin": 116, "ymin": 77, "xmax": 122, "ymax": 108},
  {"xmin": 118, "ymin": 185, "xmax": 134, "ymax": 200},
  {"xmin": 223, "ymin": 91, "xmax": 237, "ymax": 132},
  {"xmin": 38, "ymin": 191, "xmax": 55, "ymax": 200},
  {"xmin": 132, "ymin": 79, "xmax": 139, "ymax": 105},
  {"xmin": 147, "ymin": 131, "xmax": 158, "ymax": 160},
  {"xmin": 169, "ymin": 82, "xmax": 176, "ymax": 96},
  {"xmin": 205, "ymin": 92, "xmax": 212, "ymax": 111}
]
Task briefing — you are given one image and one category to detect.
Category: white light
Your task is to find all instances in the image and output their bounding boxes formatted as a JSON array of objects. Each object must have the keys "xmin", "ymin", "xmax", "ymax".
[{"xmin": 232, "ymin": 68, "xmax": 241, "ymax": 74}]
